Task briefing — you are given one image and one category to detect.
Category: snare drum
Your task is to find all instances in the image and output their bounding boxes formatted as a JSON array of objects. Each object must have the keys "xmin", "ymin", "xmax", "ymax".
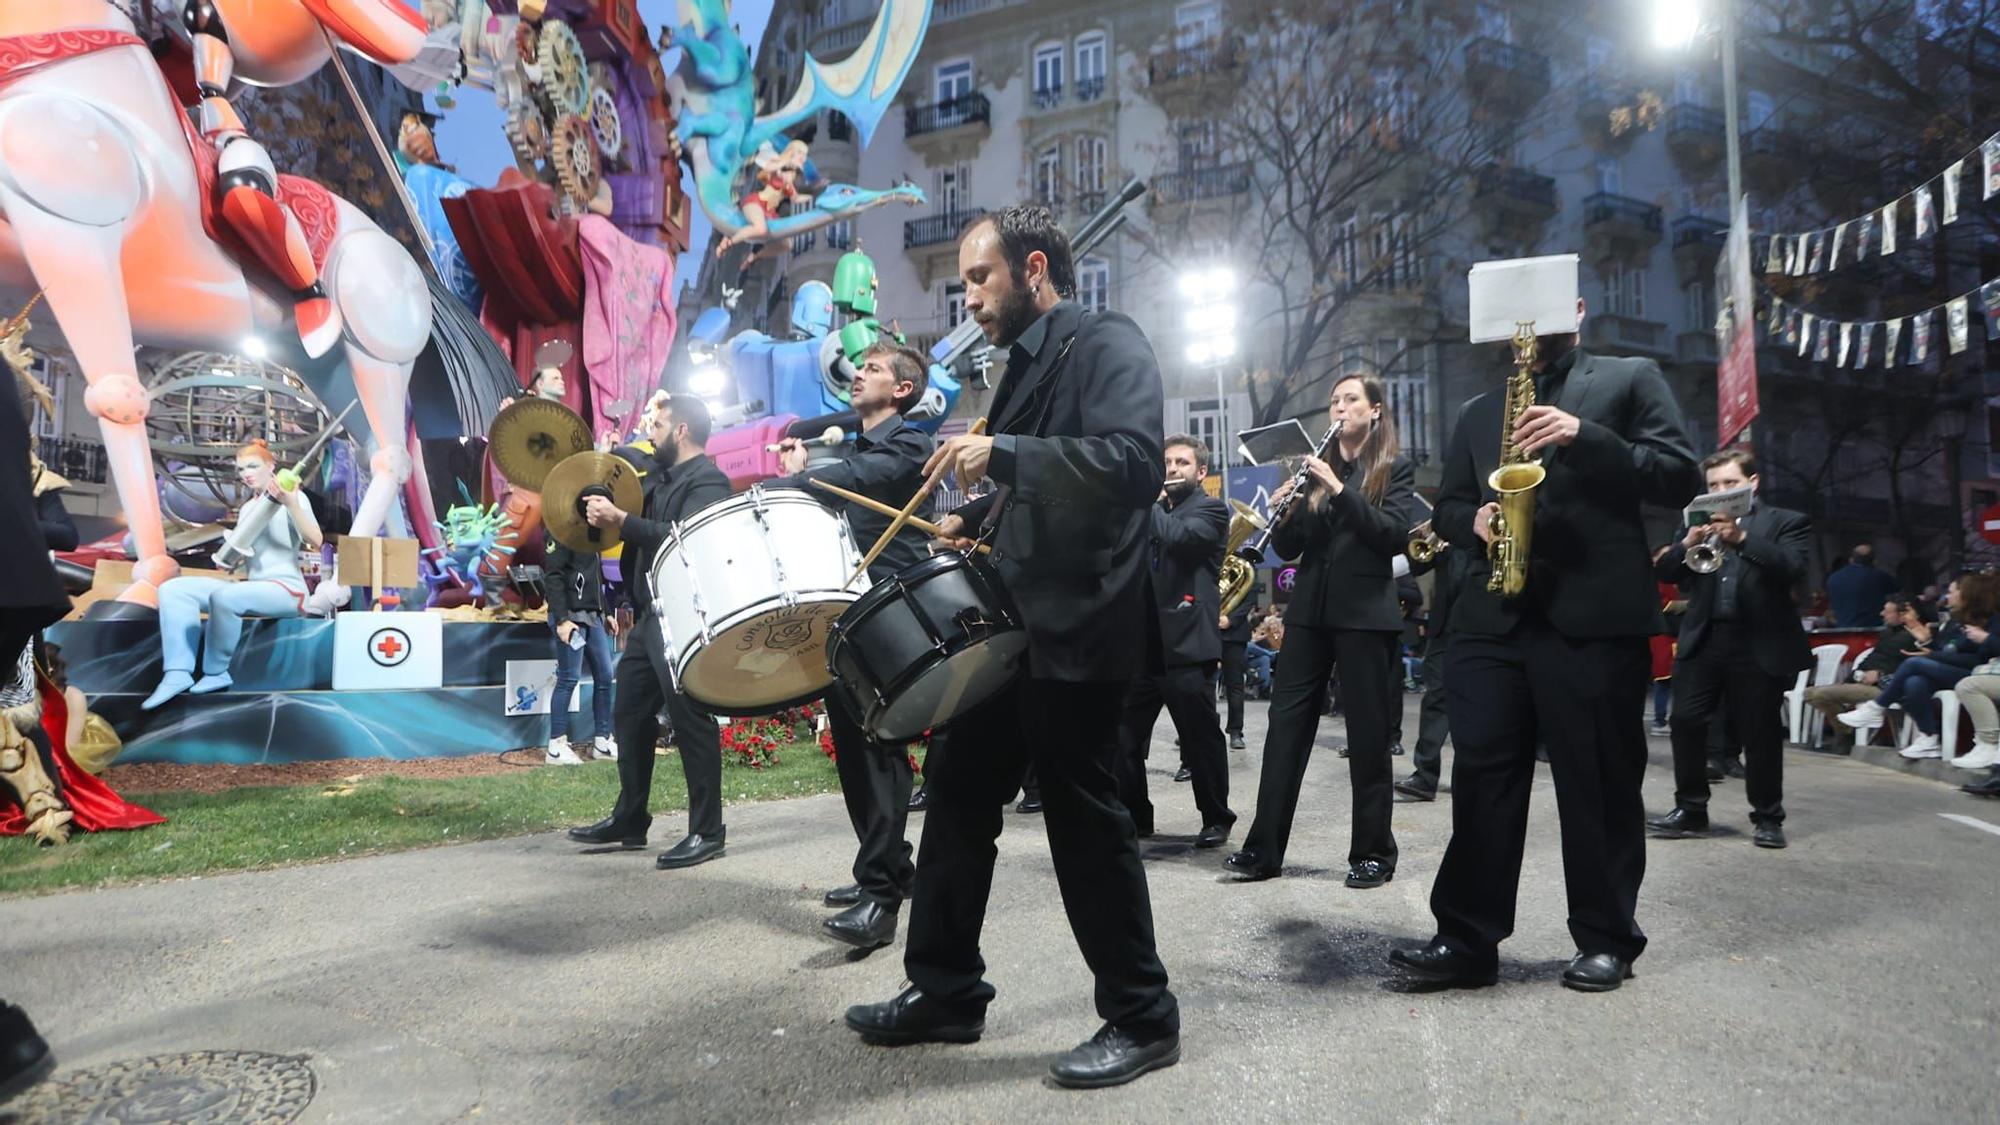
[
  {"xmin": 826, "ymin": 552, "xmax": 1027, "ymax": 742},
  {"xmin": 650, "ymin": 487, "xmax": 867, "ymax": 713}
]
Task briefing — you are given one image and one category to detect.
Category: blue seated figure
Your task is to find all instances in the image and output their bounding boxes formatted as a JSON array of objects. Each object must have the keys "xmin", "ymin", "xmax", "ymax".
[{"xmin": 143, "ymin": 441, "xmax": 324, "ymax": 710}]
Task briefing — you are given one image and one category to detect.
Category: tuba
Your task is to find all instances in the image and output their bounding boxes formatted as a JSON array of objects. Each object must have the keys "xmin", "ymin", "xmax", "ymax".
[
  {"xmin": 1485, "ymin": 322, "xmax": 1546, "ymax": 598},
  {"xmin": 1217, "ymin": 500, "xmax": 1270, "ymax": 616}
]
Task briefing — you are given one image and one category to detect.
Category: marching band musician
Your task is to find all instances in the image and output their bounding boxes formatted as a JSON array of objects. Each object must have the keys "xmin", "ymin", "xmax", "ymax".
[
  {"xmin": 769, "ymin": 343, "xmax": 936, "ymax": 951},
  {"xmin": 1114, "ymin": 435, "xmax": 1236, "ymax": 847},
  {"xmin": 1221, "ymin": 373, "xmax": 1416, "ymax": 889},
  {"xmin": 842, "ymin": 205, "xmax": 1182, "ymax": 1090},
  {"xmin": 1392, "ymin": 296, "xmax": 1698, "ymax": 994},
  {"xmin": 568, "ymin": 396, "xmax": 735, "ymax": 870}
]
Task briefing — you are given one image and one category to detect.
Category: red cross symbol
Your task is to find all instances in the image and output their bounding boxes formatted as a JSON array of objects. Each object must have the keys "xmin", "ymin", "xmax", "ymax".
[
  {"xmin": 375, "ymin": 634, "xmax": 403, "ymax": 660},
  {"xmin": 366, "ymin": 628, "xmax": 412, "ymax": 667}
]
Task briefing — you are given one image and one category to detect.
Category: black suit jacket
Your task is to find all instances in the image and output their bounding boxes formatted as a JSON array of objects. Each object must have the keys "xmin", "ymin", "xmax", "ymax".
[
  {"xmin": 619, "ymin": 452, "xmax": 733, "ymax": 621},
  {"xmin": 1273, "ymin": 454, "xmax": 1417, "ymax": 634},
  {"xmin": 954, "ymin": 300, "xmax": 1165, "ymax": 683},
  {"xmin": 1435, "ymin": 348, "xmax": 1699, "ymax": 640},
  {"xmin": 1150, "ymin": 490, "xmax": 1228, "ymax": 667},
  {"xmin": 773, "ymin": 414, "xmax": 934, "ymax": 582},
  {"xmin": 1657, "ymin": 503, "xmax": 1813, "ymax": 677}
]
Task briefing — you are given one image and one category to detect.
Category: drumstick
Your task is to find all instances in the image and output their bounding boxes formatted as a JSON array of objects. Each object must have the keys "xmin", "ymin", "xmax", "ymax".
[
  {"xmin": 808, "ymin": 479, "xmax": 992, "ymax": 555},
  {"xmin": 847, "ymin": 418, "xmax": 987, "ymax": 586}
]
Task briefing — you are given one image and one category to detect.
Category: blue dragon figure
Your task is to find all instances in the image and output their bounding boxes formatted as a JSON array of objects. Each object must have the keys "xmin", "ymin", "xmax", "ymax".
[
  {"xmin": 422, "ymin": 486, "xmax": 519, "ymax": 607},
  {"xmin": 668, "ymin": 0, "xmax": 932, "ymax": 244}
]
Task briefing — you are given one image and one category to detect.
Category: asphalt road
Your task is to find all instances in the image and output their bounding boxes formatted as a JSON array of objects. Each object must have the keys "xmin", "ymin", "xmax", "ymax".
[{"xmin": 4, "ymin": 695, "xmax": 1997, "ymax": 1124}]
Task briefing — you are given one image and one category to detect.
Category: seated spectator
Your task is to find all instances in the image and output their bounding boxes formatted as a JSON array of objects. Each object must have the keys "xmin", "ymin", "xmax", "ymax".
[
  {"xmin": 1949, "ymin": 669, "xmax": 2000, "ymax": 770},
  {"xmin": 1247, "ymin": 613, "xmax": 1284, "ymax": 696},
  {"xmin": 1839, "ymin": 574, "xmax": 2000, "ymax": 759},
  {"xmin": 1804, "ymin": 596, "xmax": 1920, "ymax": 750}
]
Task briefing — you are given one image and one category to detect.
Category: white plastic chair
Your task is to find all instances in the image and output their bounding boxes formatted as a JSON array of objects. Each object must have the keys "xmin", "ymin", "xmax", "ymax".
[
  {"xmin": 1786, "ymin": 643, "xmax": 1850, "ymax": 745},
  {"xmin": 1938, "ymin": 688, "xmax": 1963, "ymax": 764}
]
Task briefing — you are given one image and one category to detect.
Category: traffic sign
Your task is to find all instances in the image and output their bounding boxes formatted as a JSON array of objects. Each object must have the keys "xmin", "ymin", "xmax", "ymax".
[{"xmin": 1979, "ymin": 503, "xmax": 2000, "ymax": 545}]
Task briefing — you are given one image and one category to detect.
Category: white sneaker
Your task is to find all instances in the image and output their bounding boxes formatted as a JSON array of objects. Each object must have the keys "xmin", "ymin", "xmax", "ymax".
[
  {"xmin": 1837, "ymin": 700, "xmax": 1886, "ymax": 729},
  {"xmin": 545, "ymin": 735, "xmax": 584, "ymax": 765},
  {"xmin": 1952, "ymin": 738, "xmax": 2000, "ymax": 769},
  {"xmin": 1899, "ymin": 733, "xmax": 1942, "ymax": 759},
  {"xmin": 593, "ymin": 735, "xmax": 618, "ymax": 761},
  {"xmin": 303, "ymin": 581, "xmax": 352, "ymax": 617}
]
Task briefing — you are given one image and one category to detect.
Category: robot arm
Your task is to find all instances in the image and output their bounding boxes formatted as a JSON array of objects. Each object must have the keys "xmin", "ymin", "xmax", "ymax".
[{"xmin": 183, "ymin": 1, "xmax": 250, "ymax": 146}]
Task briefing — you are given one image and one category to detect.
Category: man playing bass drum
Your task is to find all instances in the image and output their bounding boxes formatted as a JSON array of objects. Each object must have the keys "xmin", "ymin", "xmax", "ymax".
[
  {"xmin": 1391, "ymin": 296, "xmax": 1698, "ymax": 994},
  {"xmin": 1222, "ymin": 373, "xmax": 1416, "ymax": 889}
]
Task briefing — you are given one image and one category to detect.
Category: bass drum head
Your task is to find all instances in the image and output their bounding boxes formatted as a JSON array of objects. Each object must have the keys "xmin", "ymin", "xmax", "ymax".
[
  {"xmin": 867, "ymin": 630, "xmax": 1028, "ymax": 742},
  {"xmin": 677, "ymin": 596, "xmax": 856, "ymax": 714}
]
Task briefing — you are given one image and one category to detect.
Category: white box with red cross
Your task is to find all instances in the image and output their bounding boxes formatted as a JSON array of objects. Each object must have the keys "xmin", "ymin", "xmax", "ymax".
[{"xmin": 332, "ymin": 611, "xmax": 444, "ymax": 691}]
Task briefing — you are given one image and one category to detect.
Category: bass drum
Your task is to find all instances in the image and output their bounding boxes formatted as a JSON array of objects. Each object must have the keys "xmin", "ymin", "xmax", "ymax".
[
  {"xmin": 650, "ymin": 487, "xmax": 867, "ymax": 714},
  {"xmin": 826, "ymin": 552, "xmax": 1027, "ymax": 742}
]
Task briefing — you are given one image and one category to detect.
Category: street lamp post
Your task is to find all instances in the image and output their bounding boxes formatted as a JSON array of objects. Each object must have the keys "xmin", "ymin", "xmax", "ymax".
[{"xmin": 1181, "ymin": 266, "xmax": 1239, "ymax": 502}]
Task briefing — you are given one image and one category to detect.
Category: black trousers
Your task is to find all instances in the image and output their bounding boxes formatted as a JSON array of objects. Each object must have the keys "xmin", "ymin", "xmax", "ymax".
[
  {"xmin": 610, "ymin": 616, "xmax": 723, "ymax": 837},
  {"xmin": 1408, "ymin": 631, "xmax": 1452, "ymax": 790},
  {"xmin": 1669, "ymin": 627, "xmax": 1786, "ymax": 824},
  {"xmin": 1116, "ymin": 663, "xmax": 1234, "ymax": 833},
  {"xmin": 827, "ymin": 691, "xmax": 915, "ymax": 906},
  {"xmin": 904, "ymin": 678, "xmax": 1178, "ymax": 1037},
  {"xmin": 1220, "ymin": 641, "xmax": 1248, "ymax": 735},
  {"xmin": 1431, "ymin": 623, "xmax": 1651, "ymax": 965},
  {"xmin": 1244, "ymin": 623, "xmax": 1398, "ymax": 869}
]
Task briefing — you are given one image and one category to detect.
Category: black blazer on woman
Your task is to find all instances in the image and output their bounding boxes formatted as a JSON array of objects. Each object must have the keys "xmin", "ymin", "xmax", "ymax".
[{"xmin": 1271, "ymin": 452, "xmax": 1416, "ymax": 634}]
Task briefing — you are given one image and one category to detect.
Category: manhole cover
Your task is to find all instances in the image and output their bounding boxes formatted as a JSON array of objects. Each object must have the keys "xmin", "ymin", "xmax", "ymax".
[{"xmin": 8, "ymin": 1049, "xmax": 315, "ymax": 1124}]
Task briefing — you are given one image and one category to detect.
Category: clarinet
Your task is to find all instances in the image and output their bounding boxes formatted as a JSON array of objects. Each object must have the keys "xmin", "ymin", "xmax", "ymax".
[{"xmin": 1234, "ymin": 420, "xmax": 1343, "ymax": 564}]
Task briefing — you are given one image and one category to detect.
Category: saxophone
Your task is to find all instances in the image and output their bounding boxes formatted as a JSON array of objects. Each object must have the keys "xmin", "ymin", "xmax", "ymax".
[
  {"xmin": 1216, "ymin": 500, "xmax": 1270, "ymax": 616},
  {"xmin": 1485, "ymin": 322, "xmax": 1546, "ymax": 597}
]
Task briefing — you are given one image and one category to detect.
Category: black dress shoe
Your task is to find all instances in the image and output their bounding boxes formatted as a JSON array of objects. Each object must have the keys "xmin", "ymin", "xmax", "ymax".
[
  {"xmin": 1345, "ymin": 859, "xmax": 1394, "ymax": 888},
  {"xmin": 1048, "ymin": 1023, "xmax": 1181, "ymax": 1089},
  {"xmin": 1393, "ymin": 776, "xmax": 1436, "ymax": 802},
  {"xmin": 844, "ymin": 986, "xmax": 984, "ymax": 1045},
  {"xmin": 0, "ymin": 1003, "xmax": 53, "ymax": 1106},
  {"xmin": 1561, "ymin": 951, "xmax": 1635, "ymax": 992},
  {"xmin": 1222, "ymin": 848, "xmax": 1278, "ymax": 880},
  {"xmin": 1705, "ymin": 761, "xmax": 1726, "ymax": 782},
  {"xmin": 568, "ymin": 816, "xmax": 647, "ymax": 848},
  {"xmin": 1228, "ymin": 733, "xmax": 1246, "ymax": 750},
  {"xmin": 824, "ymin": 883, "xmax": 863, "ymax": 907},
  {"xmin": 1387, "ymin": 942, "xmax": 1498, "ymax": 987},
  {"xmin": 1753, "ymin": 822, "xmax": 1788, "ymax": 849},
  {"xmin": 823, "ymin": 900, "xmax": 898, "ymax": 949},
  {"xmin": 1194, "ymin": 822, "xmax": 1232, "ymax": 848},
  {"xmin": 1173, "ymin": 766, "xmax": 1192, "ymax": 783},
  {"xmin": 1961, "ymin": 770, "xmax": 2000, "ymax": 797},
  {"xmin": 656, "ymin": 831, "xmax": 725, "ymax": 869},
  {"xmin": 1646, "ymin": 807, "xmax": 1710, "ymax": 838},
  {"xmin": 1390, "ymin": 742, "xmax": 1407, "ymax": 757},
  {"xmin": 1015, "ymin": 796, "xmax": 1044, "ymax": 814},
  {"xmin": 907, "ymin": 786, "xmax": 930, "ymax": 812}
]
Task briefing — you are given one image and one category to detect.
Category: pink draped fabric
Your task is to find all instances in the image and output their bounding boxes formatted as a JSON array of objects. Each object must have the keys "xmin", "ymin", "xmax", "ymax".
[{"xmin": 577, "ymin": 215, "xmax": 677, "ymax": 443}]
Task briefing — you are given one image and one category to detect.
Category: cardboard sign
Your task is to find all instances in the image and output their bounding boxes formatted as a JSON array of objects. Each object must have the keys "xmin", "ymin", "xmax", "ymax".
[{"xmin": 335, "ymin": 536, "xmax": 420, "ymax": 590}]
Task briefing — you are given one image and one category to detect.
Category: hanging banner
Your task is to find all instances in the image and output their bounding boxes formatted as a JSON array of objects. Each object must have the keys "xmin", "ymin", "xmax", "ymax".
[{"xmin": 1716, "ymin": 196, "xmax": 1759, "ymax": 447}]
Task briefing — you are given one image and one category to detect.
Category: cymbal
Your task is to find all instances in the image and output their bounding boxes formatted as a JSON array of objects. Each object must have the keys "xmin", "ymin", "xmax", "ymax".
[
  {"xmin": 542, "ymin": 451, "xmax": 644, "ymax": 553},
  {"xmin": 489, "ymin": 397, "xmax": 591, "ymax": 491}
]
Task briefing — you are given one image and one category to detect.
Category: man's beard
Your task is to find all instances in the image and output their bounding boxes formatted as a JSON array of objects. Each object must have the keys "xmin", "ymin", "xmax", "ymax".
[
  {"xmin": 654, "ymin": 434, "xmax": 680, "ymax": 469},
  {"xmin": 986, "ymin": 284, "xmax": 1040, "ymax": 348}
]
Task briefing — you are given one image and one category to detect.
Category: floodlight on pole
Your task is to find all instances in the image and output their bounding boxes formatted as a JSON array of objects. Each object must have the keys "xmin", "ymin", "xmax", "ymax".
[{"xmin": 1651, "ymin": 0, "xmax": 1702, "ymax": 49}]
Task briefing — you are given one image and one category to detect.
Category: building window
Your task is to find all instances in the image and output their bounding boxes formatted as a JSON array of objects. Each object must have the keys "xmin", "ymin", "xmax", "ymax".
[
  {"xmin": 1033, "ymin": 42, "xmax": 1064, "ymax": 107},
  {"xmin": 1036, "ymin": 145, "xmax": 1063, "ymax": 209},
  {"xmin": 826, "ymin": 112, "xmax": 852, "ymax": 143},
  {"xmin": 934, "ymin": 59, "xmax": 973, "ymax": 104},
  {"xmin": 1181, "ymin": 397, "xmax": 1224, "ymax": 463},
  {"xmin": 1334, "ymin": 213, "xmax": 1360, "ymax": 290},
  {"xmin": 1595, "ymin": 156, "xmax": 1622, "ymax": 195},
  {"xmin": 944, "ymin": 282, "xmax": 967, "ymax": 327},
  {"xmin": 1075, "ymin": 32, "xmax": 1107, "ymax": 101},
  {"xmin": 1176, "ymin": 118, "xmax": 1219, "ymax": 172},
  {"xmin": 1175, "ymin": 1, "xmax": 1220, "ymax": 51},
  {"xmin": 1077, "ymin": 257, "xmax": 1110, "ymax": 313},
  {"xmin": 825, "ymin": 218, "xmax": 853, "ymax": 251},
  {"xmin": 1601, "ymin": 263, "xmax": 1647, "ymax": 318},
  {"xmin": 1683, "ymin": 280, "xmax": 1714, "ymax": 329},
  {"xmin": 1374, "ymin": 339, "xmax": 1435, "ymax": 462},
  {"xmin": 933, "ymin": 163, "xmax": 969, "ymax": 214},
  {"xmin": 1075, "ymin": 135, "xmax": 1106, "ymax": 205},
  {"xmin": 1372, "ymin": 67, "xmax": 1413, "ymax": 140}
]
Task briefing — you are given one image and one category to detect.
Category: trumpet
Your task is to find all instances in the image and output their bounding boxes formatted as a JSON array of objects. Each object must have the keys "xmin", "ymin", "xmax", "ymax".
[
  {"xmin": 1407, "ymin": 520, "xmax": 1443, "ymax": 564},
  {"xmin": 1687, "ymin": 529, "xmax": 1727, "ymax": 574}
]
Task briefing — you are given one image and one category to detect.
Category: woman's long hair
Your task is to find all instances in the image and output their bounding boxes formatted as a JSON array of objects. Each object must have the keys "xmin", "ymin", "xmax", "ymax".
[
  {"xmin": 1956, "ymin": 571, "xmax": 2000, "ymax": 625},
  {"xmin": 1312, "ymin": 373, "xmax": 1400, "ymax": 505}
]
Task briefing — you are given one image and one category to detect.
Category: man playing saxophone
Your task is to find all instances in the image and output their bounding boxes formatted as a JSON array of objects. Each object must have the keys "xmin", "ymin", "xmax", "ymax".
[{"xmin": 1391, "ymin": 293, "xmax": 1699, "ymax": 994}]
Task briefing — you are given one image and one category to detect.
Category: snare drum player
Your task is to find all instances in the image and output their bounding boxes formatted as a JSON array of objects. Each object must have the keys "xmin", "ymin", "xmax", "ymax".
[
  {"xmin": 770, "ymin": 343, "xmax": 935, "ymax": 950},
  {"xmin": 568, "ymin": 396, "xmax": 735, "ymax": 870},
  {"xmin": 842, "ymin": 205, "xmax": 1181, "ymax": 1089}
]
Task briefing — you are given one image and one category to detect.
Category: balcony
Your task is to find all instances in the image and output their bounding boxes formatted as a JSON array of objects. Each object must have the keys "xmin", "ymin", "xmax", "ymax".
[
  {"xmin": 1033, "ymin": 82, "xmax": 1064, "ymax": 111},
  {"xmin": 904, "ymin": 92, "xmax": 991, "ymax": 151},
  {"xmin": 1676, "ymin": 330, "xmax": 1720, "ymax": 366},
  {"xmin": 905, "ymin": 209, "xmax": 986, "ymax": 250},
  {"xmin": 1671, "ymin": 214, "xmax": 1728, "ymax": 276},
  {"xmin": 1462, "ymin": 38, "xmax": 1550, "ymax": 111},
  {"xmin": 1582, "ymin": 191, "xmax": 1664, "ymax": 258},
  {"xmin": 1075, "ymin": 76, "xmax": 1106, "ymax": 103},
  {"xmin": 1584, "ymin": 313, "xmax": 1671, "ymax": 359},
  {"xmin": 1665, "ymin": 103, "xmax": 1725, "ymax": 167},
  {"xmin": 1473, "ymin": 163, "xmax": 1557, "ymax": 225},
  {"xmin": 1146, "ymin": 36, "xmax": 1243, "ymax": 112},
  {"xmin": 1575, "ymin": 75, "xmax": 1640, "ymax": 149},
  {"xmin": 1153, "ymin": 162, "xmax": 1251, "ymax": 205}
]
